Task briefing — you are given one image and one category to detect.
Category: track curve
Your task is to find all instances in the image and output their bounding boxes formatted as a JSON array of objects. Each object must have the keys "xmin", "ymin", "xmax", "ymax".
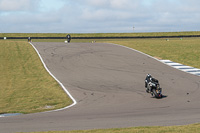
[{"xmin": 1, "ymin": 42, "xmax": 200, "ymax": 133}]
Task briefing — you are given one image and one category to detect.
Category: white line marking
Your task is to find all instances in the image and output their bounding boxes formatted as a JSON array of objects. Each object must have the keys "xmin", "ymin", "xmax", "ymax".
[
  {"xmin": 29, "ymin": 42, "xmax": 77, "ymax": 113},
  {"xmin": 160, "ymin": 60, "xmax": 200, "ymax": 76},
  {"xmin": 186, "ymin": 69, "xmax": 200, "ymax": 72}
]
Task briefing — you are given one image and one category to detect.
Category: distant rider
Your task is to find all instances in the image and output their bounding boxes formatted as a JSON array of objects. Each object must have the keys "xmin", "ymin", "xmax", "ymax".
[{"xmin": 66, "ymin": 34, "xmax": 71, "ymax": 43}]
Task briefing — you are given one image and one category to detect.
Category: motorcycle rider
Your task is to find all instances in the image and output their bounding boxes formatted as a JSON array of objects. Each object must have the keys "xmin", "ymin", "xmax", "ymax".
[
  {"xmin": 145, "ymin": 74, "xmax": 162, "ymax": 98},
  {"xmin": 66, "ymin": 34, "xmax": 71, "ymax": 43},
  {"xmin": 145, "ymin": 74, "xmax": 159, "ymax": 95},
  {"xmin": 145, "ymin": 74, "xmax": 152, "ymax": 93}
]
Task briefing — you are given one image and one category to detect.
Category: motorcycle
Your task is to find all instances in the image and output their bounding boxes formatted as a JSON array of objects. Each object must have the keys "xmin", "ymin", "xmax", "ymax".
[
  {"xmin": 145, "ymin": 74, "xmax": 162, "ymax": 98},
  {"xmin": 66, "ymin": 34, "xmax": 71, "ymax": 43}
]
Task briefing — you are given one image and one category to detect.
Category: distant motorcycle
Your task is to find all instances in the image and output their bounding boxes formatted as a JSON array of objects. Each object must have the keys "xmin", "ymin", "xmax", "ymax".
[
  {"xmin": 145, "ymin": 74, "xmax": 162, "ymax": 98},
  {"xmin": 66, "ymin": 34, "xmax": 71, "ymax": 43}
]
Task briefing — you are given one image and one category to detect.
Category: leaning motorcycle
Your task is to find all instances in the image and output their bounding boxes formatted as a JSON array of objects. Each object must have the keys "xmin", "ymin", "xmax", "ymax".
[{"xmin": 145, "ymin": 74, "xmax": 162, "ymax": 98}]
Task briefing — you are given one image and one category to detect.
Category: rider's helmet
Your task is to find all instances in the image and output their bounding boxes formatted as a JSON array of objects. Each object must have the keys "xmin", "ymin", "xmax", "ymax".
[{"xmin": 147, "ymin": 74, "xmax": 152, "ymax": 78}]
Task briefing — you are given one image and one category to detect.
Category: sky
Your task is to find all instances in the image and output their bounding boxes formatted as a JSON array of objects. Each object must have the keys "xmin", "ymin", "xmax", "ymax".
[{"xmin": 0, "ymin": 0, "xmax": 200, "ymax": 33}]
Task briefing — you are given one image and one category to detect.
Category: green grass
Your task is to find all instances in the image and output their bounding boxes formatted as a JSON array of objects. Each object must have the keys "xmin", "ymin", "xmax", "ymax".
[
  {"xmin": 1, "ymin": 31, "xmax": 200, "ymax": 37},
  {"xmin": 0, "ymin": 40, "xmax": 72, "ymax": 114},
  {"xmin": 21, "ymin": 123, "xmax": 200, "ymax": 133}
]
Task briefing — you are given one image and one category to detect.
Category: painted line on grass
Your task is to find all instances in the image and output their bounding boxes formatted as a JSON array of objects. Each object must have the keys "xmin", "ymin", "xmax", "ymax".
[{"xmin": 29, "ymin": 42, "xmax": 77, "ymax": 113}]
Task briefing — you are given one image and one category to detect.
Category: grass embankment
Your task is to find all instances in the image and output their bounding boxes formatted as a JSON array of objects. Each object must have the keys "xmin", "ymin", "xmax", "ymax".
[
  {"xmin": 0, "ymin": 40, "xmax": 72, "ymax": 114},
  {"xmin": 23, "ymin": 123, "xmax": 200, "ymax": 133}
]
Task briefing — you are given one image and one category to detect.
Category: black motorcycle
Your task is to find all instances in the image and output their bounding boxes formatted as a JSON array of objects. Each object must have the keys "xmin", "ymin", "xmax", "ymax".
[{"xmin": 145, "ymin": 74, "xmax": 162, "ymax": 98}]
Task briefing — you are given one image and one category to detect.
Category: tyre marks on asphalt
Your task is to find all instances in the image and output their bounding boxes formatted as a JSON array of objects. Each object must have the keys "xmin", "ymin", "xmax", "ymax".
[{"xmin": 160, "ymin": 60, "xmax": 200, "ymax": 76}]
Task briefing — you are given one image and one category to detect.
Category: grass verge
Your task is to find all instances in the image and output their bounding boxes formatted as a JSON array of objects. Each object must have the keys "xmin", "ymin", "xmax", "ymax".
[
  {"xmin": 21, "ymin": 123, "xmax": 200, "ymax": 133},
  {"xmin": 0, "ymin": 40, "xmax": 72, "ymax": 114},
  {"xmin": 1, "ymin": 31, "xmax": 200, "ymax": 37}
]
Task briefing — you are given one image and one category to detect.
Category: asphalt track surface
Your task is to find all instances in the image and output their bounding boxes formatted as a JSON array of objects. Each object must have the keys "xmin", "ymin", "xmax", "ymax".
[{"xmin": 1, "ymin": 42, "xmax": 200, "ymax": 133}]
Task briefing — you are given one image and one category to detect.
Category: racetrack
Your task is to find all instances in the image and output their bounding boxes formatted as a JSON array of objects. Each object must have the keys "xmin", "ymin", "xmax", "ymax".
[{"xmin": 1, "ymin": 42, "xmax": 200, "ymax": 133}]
